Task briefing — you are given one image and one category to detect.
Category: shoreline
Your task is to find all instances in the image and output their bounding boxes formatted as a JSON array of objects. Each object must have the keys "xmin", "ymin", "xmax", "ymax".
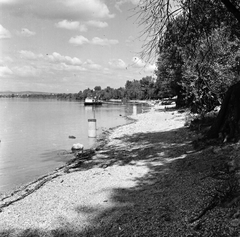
[
  {"xmin": 0, "ymin": 110, "xmax": 138, "ymax": 205},
  {"xmin": 0, "ymin": 98, "xmax": 141, "ymax": 196}
]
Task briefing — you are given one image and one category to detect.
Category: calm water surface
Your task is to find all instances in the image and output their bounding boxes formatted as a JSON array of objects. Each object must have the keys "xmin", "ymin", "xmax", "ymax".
[{"xmin": 0, "ymin": 98, "xmax": 136, "ymax": 193}]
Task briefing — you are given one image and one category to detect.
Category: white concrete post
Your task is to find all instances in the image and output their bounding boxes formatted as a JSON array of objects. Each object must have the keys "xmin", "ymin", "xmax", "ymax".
[
  {"xmin": 88, "ymin": 118, "xmax": 97, "ymax": 138},
  {"xmin": 133, "ymin": 105, "xmax": 137, "ymax": 116}
]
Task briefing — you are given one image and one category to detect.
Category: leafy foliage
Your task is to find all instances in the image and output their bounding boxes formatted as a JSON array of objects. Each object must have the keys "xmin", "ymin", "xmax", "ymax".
[
  {"xmin": 181, "ymin": 27, "xmax": 240, "ymax": 114},
  {"xmin": 148, "ymin": 0, "xmax": 240, "ymax": 114},
  {"xmin": 76, "ymin": 76, "xmax": 162, "ymax": 101},
  {"xmin": 135, "ymin": 0, "xmax": 240, "ymax": 61}
]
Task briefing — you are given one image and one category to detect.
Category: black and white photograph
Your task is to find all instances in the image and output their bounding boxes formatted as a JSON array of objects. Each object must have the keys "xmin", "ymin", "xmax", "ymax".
[{"xmin": 0, "ymin": 0, "xmax": 240, "ymax": 236}]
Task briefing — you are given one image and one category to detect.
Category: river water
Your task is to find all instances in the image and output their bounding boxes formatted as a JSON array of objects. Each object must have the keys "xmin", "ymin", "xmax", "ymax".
[{"xmin": 0, "ymin": 98, "xmax": 138, "ymax": 193}]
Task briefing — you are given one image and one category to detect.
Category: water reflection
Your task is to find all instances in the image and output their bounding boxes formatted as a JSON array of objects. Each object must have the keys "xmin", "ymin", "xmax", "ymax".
[{"xmin": 0, "ymin": 99, "xmax": 133, "ymax": 193}]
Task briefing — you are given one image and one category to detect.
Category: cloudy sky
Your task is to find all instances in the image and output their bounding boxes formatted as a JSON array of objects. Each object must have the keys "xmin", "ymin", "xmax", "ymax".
[{"xmin": 0, "ymin": 0, "xmax": 156, "ymax": 93}]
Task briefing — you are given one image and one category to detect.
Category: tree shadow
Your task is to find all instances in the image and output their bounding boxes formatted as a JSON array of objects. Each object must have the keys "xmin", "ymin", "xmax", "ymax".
[
  {"xmin": 0, "ymin": 127, "xmax": 237, "ymax": 237},
  {"xmin": 88, "ymin": 127, "xmax": 194, "ymax": 168}
]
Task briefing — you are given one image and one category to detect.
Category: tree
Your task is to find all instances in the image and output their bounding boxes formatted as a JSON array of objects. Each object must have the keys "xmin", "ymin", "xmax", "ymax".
[
  {"xmin": 140, "ymin": 76, "xmax": 156, "ymax": 99},
  {"xmin": 94, "ymin": 86, "xmax": 101, "ymax": 91},
  {"xmin": 94, "ymin": 86, "xmax": 102, "ymax": 99},
  {"xmin": 155, "ymin": 18, "xmax": 186, "ymax": 105},
  {"xmin": 136, "ymin": 0, "xmax": 240, "ymax": 141},
  {"xmin": 135, "ymin": 0, "xmax": 240, "ymax": 61},
  {"xmin": 76, "ymin": 90, "xmax": 84, "ymax": 100},
  {"xmin": 115, "ymin": 87, "xmax": 125, "ymax": 99},
  {"xmin": 125, "ymin": 80, "xmax": 143, "ymax": 99},
  {"xmin": 207, "ymin": 81, "xmax": 240, "ymax": 141},
  {"xmin": 82, "ymin": 88, "xmax": 93, "ymax": 98},
  {"xmin": 181, "ymin": 26, "xmax": 240, "ymax": 114}
]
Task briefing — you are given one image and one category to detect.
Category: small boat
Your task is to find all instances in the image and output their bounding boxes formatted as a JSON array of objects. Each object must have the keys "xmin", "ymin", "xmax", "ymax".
[{"xmin": 84, "ymin": 97, "xmax": 102, "ymax": 106}]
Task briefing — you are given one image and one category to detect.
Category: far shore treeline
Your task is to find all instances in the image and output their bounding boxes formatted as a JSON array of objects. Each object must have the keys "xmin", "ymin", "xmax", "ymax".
[{"xmin": 0, "ymin": 75, "xmax": 173, "ymax": 102}]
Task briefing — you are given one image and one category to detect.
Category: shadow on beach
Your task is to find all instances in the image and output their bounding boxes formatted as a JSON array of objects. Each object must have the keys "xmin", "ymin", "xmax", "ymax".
[{"xmin": 1, "ymin": 125, "xmax": 239, "ymax": 237}]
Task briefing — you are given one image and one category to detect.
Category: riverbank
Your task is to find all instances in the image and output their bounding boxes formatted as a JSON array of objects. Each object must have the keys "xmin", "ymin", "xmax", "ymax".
[
  {"xmin": 0, "ymin": 98, "xmax": 135, "ymax": 193},
  {"xmin": 0, "ymin": 107, "xmax": 240, "ymax": 236}
]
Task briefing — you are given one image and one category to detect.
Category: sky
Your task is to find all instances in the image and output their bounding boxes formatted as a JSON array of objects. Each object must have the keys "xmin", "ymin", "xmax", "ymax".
[{"xmin": 0, "ymin": 0, "xmax": 156, "ymax": 93}]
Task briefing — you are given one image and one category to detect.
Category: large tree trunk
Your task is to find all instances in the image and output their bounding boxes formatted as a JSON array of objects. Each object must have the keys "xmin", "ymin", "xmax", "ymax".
[
  {"xmin": 207, "ymin": 81, "xmax": 240, "ymax": 141},
  {"xmin": 204, "ymin": 0, "xmax": 240, "ymax": 141}
]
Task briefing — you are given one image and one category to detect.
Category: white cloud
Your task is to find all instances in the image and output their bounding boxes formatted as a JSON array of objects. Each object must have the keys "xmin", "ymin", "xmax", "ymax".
[
  {"xmin": 69, "ymin": 36, "xmax": 119, "ymax": 46},
  {"xmin": 0, "ymin": 66, "xmax": 13, "ymax": 77},
  {"xmin": 54, "ymin": 63, "xmax": 86, "ymax": 71},
  {"xmin": 56, "ymin": 19, "xmax": 108, "ymax": 32},
  {"xmin": 115, "ymin": 1, "xmax": 124, "ymax": 12},
  {"xmin": 19, "ymin": 50, "xmax": 42, "ymax": 59},
  {"xmin": 109, "ymin": 59, "xmax": 127, "ymax": 69},
  {"xmin": 0, "ymin": 0, "xmax": 17, "ymax": 3},
  {"xmin": 83, "ymin": 59, "xmax": 102, "ymax": 70},
  {"xmin": 55, "ymin": 20, "xmax": 87, "ymax": 32},
  {"xmin": 130, "ymin": 0, "xmax": 141, "ymax": 4},
  {"xmin": 0, "ymin": 56, "xmax": 13, "ymax": 64},
  {"xmin": 78, "ymin": 25, "xmax": 88, "ymax": 32},
  {"xmin": 145, "ymin": 64, "xmax": 157, "ymax": 72},
  {"xmin": 103, "ymin": 68, "xmax": 112, "ymax": 74},
  {"xmin": 91, "ymin": 37, "xmax": 119, "ymax": 46},
  {"xmin": 69, "ymin": 35, "xmax": 89, "ymax": 46},
  {"xmin": 1, "ymin": 0, "xmax": 114, "ymax": 20},
  {"xmin": 12, "ymin": 65, "xmax": 40, "ymax": 77},
  {"xmin": 132, "ymin": 57, "xmax": 145, "ymax": 67},
  {"xmin": 48, "ymin": 52, "xmax": 82, "ymax": 65},
  {"xmin": 87, "ymin": 20, "xmax": 108, "ymax": 28},
  {"xmin": 19, "ymin": 50, "xmax": 82, "ymax": 66},
  {"xmin": 126, "ymin": 35, "xmax": 135, "ymax": 44},
  {"xmin": 17, "ymin": 50, "xmax": 107, "ymax": 76},
  {"xmin": 56, "ymin": 20, "xmax": 80, "ymax": 30},
  {"xmin": 132, "ymin": 56, "xmax": 156, "ymax": 72},
  {"xmin": 0, "ymin": 24, "xmax": 11, "ymax": 39},
  {"xmin": 17, "ymin": 28, "xmax": 36, "ymax": 37},
  {"xmin": 16, "ymin": 50, "xmax": 104, "ymax": 77},
  {"xmin": 63, "ymin": 0, "xmax": 115, "ymax": 19},
  {"xmin": 115, "ymin": 0, "xmax": 140, "ymax": 12}
]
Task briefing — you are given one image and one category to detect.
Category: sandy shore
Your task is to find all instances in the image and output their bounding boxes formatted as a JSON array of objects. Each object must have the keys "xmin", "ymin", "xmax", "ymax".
[{"xmin": 0, "ymin": 107, "xmax": 239, "ymax": 236}]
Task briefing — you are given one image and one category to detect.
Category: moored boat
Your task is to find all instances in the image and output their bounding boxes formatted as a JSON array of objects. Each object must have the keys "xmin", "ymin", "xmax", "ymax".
[{"xmin": 84, "ymin": 97, "xmax": 102, "ymax": 106}]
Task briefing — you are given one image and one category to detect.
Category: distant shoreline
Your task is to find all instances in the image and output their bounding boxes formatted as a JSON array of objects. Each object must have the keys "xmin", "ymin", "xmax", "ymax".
[{"xmin": 0, "ymin": 93, "xmax": 154, "ymax": 106}]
